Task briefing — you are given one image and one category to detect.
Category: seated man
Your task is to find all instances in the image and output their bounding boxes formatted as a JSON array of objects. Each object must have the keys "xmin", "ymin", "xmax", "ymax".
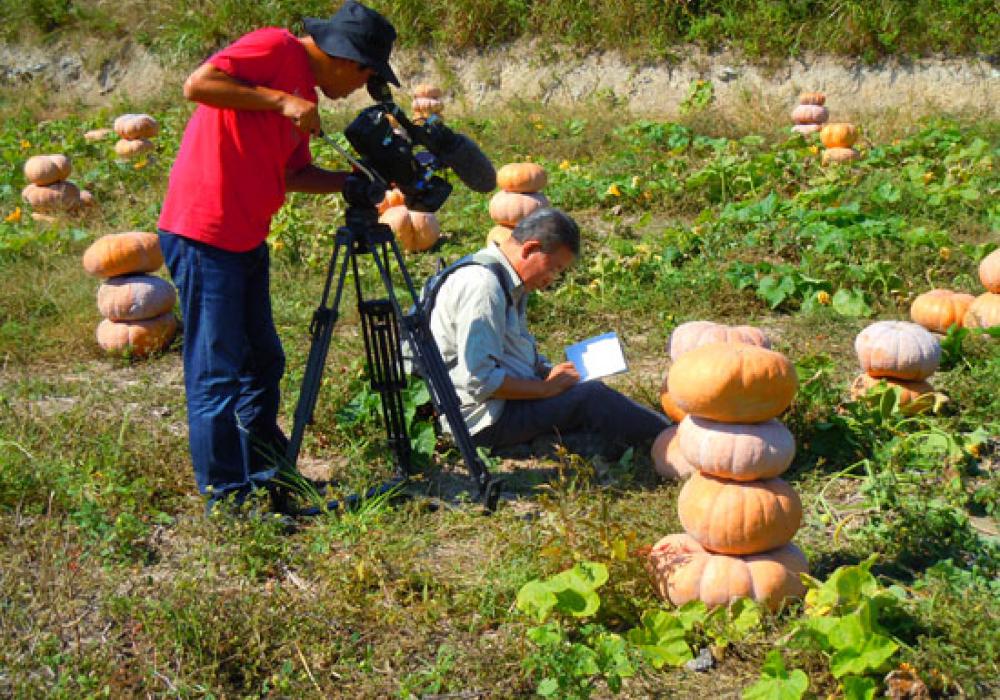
[{"xmin": 429, "ymin": 207, "xmax": 669, "ymax": 454}]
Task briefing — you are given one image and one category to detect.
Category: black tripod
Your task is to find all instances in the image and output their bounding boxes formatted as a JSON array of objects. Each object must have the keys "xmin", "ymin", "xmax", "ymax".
[{"xmin": 283, "ymin": 175, "xmax": 502, "ymax": 514}]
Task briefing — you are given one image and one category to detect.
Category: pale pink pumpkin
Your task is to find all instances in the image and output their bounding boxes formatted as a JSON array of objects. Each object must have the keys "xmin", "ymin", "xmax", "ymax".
[
  {"xmin": 115, "ymin": 138, "xmax": 154, "ymax": 159},
  {"xmin": 97, "ymin": 275, "xmax": 177, "ymax": 322},
  {"xmin": 378, "ymin": 206, "xmax": 441, "ymax": 252},
  {"xmin": 23, "ymin": 154, "xmax": 71, "ymax": 186},
  {"xmin": 651, "ymin": 426, "xmax": 696, "ymax": 481},
  {"xmin": 667, "ymin": 320, "xmax": 770, "ymax": 362},
  {"xmin": 821, "ymin": 147, "xmax": 859, "ymax": 165},
  {"xmin": 22, "ymin": 181, "xmax": 81, "ymax": 211},
  {"xmin": 791, "ymin": 104, "xmax": 829, "ymax": 125},
  {"xmin": 676, "ymin": 416, "xmax": 795, "ymax": 481},
  {"xmin": 113, "ymin": 113, "xmax": 159, "ymax": 140},
  {"xmin": 488, "ymin": 191, "xmax": 549, "ymax": 227},
  {"xmin": 962, "ymin": 293, "xmax": 1000, "ymax": 329},
  {"xmin": 855, "ymin": 321, "xmax": 940, "ymax": 380}
]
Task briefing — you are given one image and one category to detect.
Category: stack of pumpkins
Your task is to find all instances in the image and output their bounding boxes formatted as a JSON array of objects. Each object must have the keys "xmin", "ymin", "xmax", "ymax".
[
  {"xmin": 790, "ymin": 92, "xmax": 828, "ymax": 136},
  {"xmin": 963, "ymin": 249, "xmax": 1000, "ymax": 329},
  {"xmin": 488, "ymin": 163, "xmax": 549, "ymax": 246},
  {"xmin": 412, "ymin": 83, "xmax": 445, "ymax": 122},
  {"xmin": 113, "ymin": 113, "xmax": 158, "ymax": 160},
  {"xmin": 647, "ymin": 341, "xmax": 807, "ymax": 610},
  {"xmin": 850, "ymin": 321, "xmax": 941, "ymax": 414},
  {"xmin": 82, "ymin": 231, "xmax": 179, "ymax": 358},
  {"xmin": 820, "ymin": 122, "xmax": 860, "ymax": 166},
  {"xmin": 21, "ymin": 154, "xmax": 94, "ymax": 222},
  {"xmin": 377, "ymin": 188, "xmax": 441, "ymax": 253},
  {"xmin": 653, "ymin": 321, "xmax": 771, "ymax": 480}
]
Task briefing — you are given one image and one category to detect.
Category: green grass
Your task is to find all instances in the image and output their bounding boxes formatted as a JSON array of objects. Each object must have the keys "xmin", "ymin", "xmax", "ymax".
[
  {"xmin": 1, "ymin": 0, "xmax": 997, "ymax": 63},
  {"xmin": 1, "ymin": 95, "xmax": 999, "ymax": 697}
]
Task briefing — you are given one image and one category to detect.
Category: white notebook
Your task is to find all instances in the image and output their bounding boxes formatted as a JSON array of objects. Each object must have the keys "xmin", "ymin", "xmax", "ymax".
[{"xmin": 565, "ymin": 331, "xmax": 629, "ymax": 382}]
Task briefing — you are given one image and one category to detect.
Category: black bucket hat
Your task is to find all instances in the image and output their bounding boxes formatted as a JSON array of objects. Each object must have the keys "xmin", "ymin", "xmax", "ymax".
[{"xmin": 304, "ymin": 1, "xmax": 399, "ymax": 87}]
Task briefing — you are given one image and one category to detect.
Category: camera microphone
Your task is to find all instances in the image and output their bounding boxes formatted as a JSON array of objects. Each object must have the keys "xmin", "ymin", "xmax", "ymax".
[{"xmin": 435, "ymin": 132, "xmax": 497, "ymax": 193}]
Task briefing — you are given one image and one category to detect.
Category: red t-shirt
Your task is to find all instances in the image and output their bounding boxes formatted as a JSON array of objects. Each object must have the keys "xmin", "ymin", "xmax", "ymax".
[{"xmin": 158, "ymin": 28, "xmax": 316, "ymax": 252}]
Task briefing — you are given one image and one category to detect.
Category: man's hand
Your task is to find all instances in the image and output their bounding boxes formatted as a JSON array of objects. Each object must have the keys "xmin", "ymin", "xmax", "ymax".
[
  {"xmin": 278, "ymin": 93, "xmax": 322, "ymax": 136},
  {"xmin": 543, "ymin": 361, "xmax": 580, "ymax": 397}
]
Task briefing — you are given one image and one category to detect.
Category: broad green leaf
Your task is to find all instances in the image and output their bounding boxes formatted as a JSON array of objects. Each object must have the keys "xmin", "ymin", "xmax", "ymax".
[
  {"xmin": 536, "ymin": 678, "xmax": 559, "ymax": 696},
  {"xmin": 832, "ymin": 288, "xmax": 871, "ymax": 317},
  {"xmin": 829, "ymin": 633, "xmax": 898, "ymax": 677},
  {"xmin": 517, "ymin": 580, "xmax": 557, "ymax": 623},
  {"xmin": 677, "ymin": 600, "xmax": 709, "ymax": 631},
  {"xmin": 553, "ymin": 587, "xmax": 600, "ymax": 618},
  {"xmin": 842, "ymin": 675, "xmax": 877, "ymax": 700},
  {"xmin": 757, "ymin": 274, "xmax": 796, "ymax": 309},
  {"xmin": 730, "ymin": 598, "xmax": 763, "ymax": 639},
  {"xmin": 743, "ymin": 651, "xmax": 809, "ymax": 700},
  {"xmin": 626, "ymin": 610, "xmax": 692, "ymax": 668}
]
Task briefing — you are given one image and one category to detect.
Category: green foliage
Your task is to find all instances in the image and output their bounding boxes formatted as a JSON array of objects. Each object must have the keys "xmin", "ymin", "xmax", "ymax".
[{"xmin": 743, "ymin": 651, "xmax": 809, "ymax": 700}]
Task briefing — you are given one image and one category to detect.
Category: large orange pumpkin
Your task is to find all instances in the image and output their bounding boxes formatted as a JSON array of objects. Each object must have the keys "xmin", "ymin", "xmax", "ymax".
[
  {"xmin": 115, "ymin": 138, "xmax": 155, "ymax": 159},
  {"xmin": 96, "ymin": 313, "xmax": 177, "ymax": 357},
  {"xmin": 820, "ymin": 123, "xmax": 859, "ymax": 148},
  {"xmin": 83, "ymin": 232, "xmax": 164, "ymax": 278},
  {"xmin": 24, "ymin": 154, "xmax": 71, "ymax": 186},
  {"xmin": 379, "ymin": 206, "xmax": 441, "ymax": 252},
  {"xmin": 496, "ymin": 163, "xmax": 548, "ymax": 193},
  {"xmin": 97, "ymin": 275, "xmax": 177, "ymax": 322},
  {"xmin": 962, "ymin": 293, "xmax": 1000, "ymax": 329},
  {"xmin": 22, "ymin": 181, "xmax": 81, "ymax": 211},
  {"xmin": 113, "ymin": 113, "xmax": 159, "ymax": 140},
  {"xmin": 667, "ymin": 343, "xmax": 797, "ymax": 423},
  {"xmin": 667, "ymin": 320, "xmax": 770, "ymax": 362},
  {"xmin": 979, "ymin": 249, "xmax": 1000, "ymax": 293},
  {"xmin": 849, "ymin": 374, "xmax": 935, "ymax": 415},
  {"xmin": 855, "ymin": 321, "xmax": 940, "ymax": 381},
  {"xmin": 658, "ymin": 374, "xmax": 689, "ymax": 423},
  {"xmin": 676, "ymin": 416, "xmax": 795, "ymax": 482},
  {"xmin": 488, "ymin": 191, "xmax": 549, "ymax": 227},
  {"xmin": 791, "ymin": 104, "xmax": 828, "ymax": 125},
  {"xmin": 678, "ymin": 472, "xmax": 802, "ymax": 555},
  {"xmin": 648, "ymin": 533, "xmax": 807, "ymax": 610},
  {"xmin": 798, "ymin": 92, "xmax": 826, "ymax": 106},
  {"xmin": 651, "ymin": 426, "xmax": 696, "ymax": 481},
  {"xmin": 909, "ymin": 289, "xmax": 976, "ymax": 333}
]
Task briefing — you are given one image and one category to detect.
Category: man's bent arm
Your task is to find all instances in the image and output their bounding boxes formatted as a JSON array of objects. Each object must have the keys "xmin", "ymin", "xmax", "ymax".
[
  {"xmin": 492, "ymin": 361, "xmax": 579, "ymax": 400},
  {"xmin": 285, "ymin": 164, "xmax": 349, "ymax": 194}
]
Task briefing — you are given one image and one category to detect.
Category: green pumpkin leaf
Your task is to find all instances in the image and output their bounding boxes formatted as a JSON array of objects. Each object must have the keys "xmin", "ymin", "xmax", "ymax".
[
  {"xmin": 832, "ymin": 288, "xmax": 872, "ymax": 317},
  {"xmin": 743, "ymin": 651, "xmax": 809, "ymax": 700},
  {"xmin": 842, "ymin": 675, "xmax": 878, "ymax": 700}
]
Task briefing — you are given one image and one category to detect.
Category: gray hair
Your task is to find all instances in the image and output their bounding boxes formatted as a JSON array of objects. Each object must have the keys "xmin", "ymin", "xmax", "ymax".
[{"xmin": 511, "ymin": 207, "xmax": 580, "ymax": 256}]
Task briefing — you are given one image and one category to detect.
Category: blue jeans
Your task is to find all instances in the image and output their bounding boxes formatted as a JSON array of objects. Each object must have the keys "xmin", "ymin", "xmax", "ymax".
[{"xmin": 159, "ymin": 231, "xmax": 287, "ymax": 503}]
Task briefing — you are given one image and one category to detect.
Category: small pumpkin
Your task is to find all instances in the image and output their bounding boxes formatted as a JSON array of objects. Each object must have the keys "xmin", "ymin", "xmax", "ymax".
[
  {"xmin": 676, "ymin": 416, "xmax": 795, "ymax": 482},
  {"xmin": 377, "ymin": 188, "xmax": 406, "ymax": 215},
  {"xmin": 667, "ymin": 342, "xmax": 798, "ymax": 423},
  {"xmin": 668, "ymin": 320, "xmax": 770, "ymax": 362},
  {"xmin": 84, "ymin": 128, "xmax": 113, "ymax": 142},
  {"xmin": 798, "ymin": 92, "xmax": 826, "ymax": 106},
  {"xmin": 79, "ymin": 189, "xmax": 95, "ymax": 207},
  {"xmin": 412, "ymin": 97, "xmax": 444, "ymax": 117},
  {"xmin": 658, "ymin": 375, "xmax": 689, "ymax": 423},
  {"xmin": 97, "ymin": 275, "xmax": 177, "ymax": 322},
  {"xmin": 113, "ymin": 113, "xmax": 159, "ymax": 140},
  {"xmin": 791, "ymin": 104, "xmax": 829, "ymax": 125},
  {"xmin": 962, "ymin": 292, "xmax": 1000, "ymax": 329},
  {"xmin": 115, "ymin": 138, "xmax": 155, "ymax": 159},
  {"xmin": 850, "ymin": 374, "xmax": 935, "ymax": 415},
  {"xmin": 82, "ymin": 231, "xmax": 164, "ymax": 278},
  {"xmin": 96, "ymin": 313, "xmax": 177, "ymax": 358},
  {"xmin": 792, "ymin": 124, "xmax": 822, "ymax": 136},
  {"xmin": 820, "ymin": 123, "xmax": 859, "ymax": 148},
  {"xmin": 821, "ymin": 147, "xmax": 859, "ymax": 165},
  {"xmin": 909, "ymin": 289, "xmax": 976, "ymax": 333},
  {"xmin": 651, "ymin": 426, "xmax": 696, "ymax": 481},
  {"xmin": 855, "ymin": 320, "xmax": 940, "ymax": 380},
  {"xmin": 413, "ymin": 84, "xmax": 443, "ymax": 99},
  {"xmin": 979, "ymin": 248, "xmax": 1000, "ymax": 293},
  {"xmin": 487, "ymin": 224, "xmax": 514, "ymax": 246},
  {"xmin": 496, "ymin": 162, "xmax": 548, "ymax": 194},
  {"xmin": 378, "ymin": 206, "xmax": 441, "ymax": 252},
  {"xmin": 21, "ymin": 181, "xmax": 81, "ymax": 211},
  {"xmin": 488, "ymin": 191, "xmax": 549, "ymax": 227},
  {"xmin": 678, "ymin": 472, "xmax": 803, "ymax": 555},
  {"xmin": 23, "ymin": 154, "xmax": 71, "ymax": 186},
  {"xmin": 648, "ymin": 533, "xmax": 807, "ymax": 610}
]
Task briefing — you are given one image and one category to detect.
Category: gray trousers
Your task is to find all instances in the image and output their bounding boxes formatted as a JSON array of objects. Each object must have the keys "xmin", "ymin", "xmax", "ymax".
[{"xmin": 472, "ymin": 381, "xmax": 670, "ymax": 451}]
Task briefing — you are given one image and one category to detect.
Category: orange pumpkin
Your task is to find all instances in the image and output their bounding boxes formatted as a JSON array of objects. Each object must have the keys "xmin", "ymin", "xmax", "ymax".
[
  {"xmin": 496, "ymin": 162, "xmax": 548, "ymax": 193},
  {"xmin": 962, "ymin": 292, "xmax": 1000, "ymax": 329},
  {"xmin": 23, "ymin": 154, "xmax": 71, "ymax": 186},
  {"xmin": 979, "ymin": 249, "xmax": 1000, "ymax": 293},
  {"xmin": 651, "ymin": 426, "xmax": 696, "ymax": 481},
  {"xmin": 96, "ymin": 313, "xmax": 177, "ymax": 358},
  {"xmin": 909, "ymin": 289, "xmax": 976, "ymax": 333},
  {"xmin": 658, "ymin": 374, "xmax": 689, "ymax": 423},
  {"xmin": 83, "ymin": 232, "xmax": 164, "ymax": 278},
  {"xmin": 667, "ymin": 320, "xmax": 770, "ymax": 362},
  {"xmin": 377, "ymin": 188, "xmax": 406, "ymax": 215},
  {"xmin": 97, "ymin": 275, "xmax": 177, "ymax": 322},
  {"xmin": 667, "ymin": 343, "xmax": 797, "ymax": 424},
  {"xmin": 488, "ymin": 191, "xmax": 549, "ymax": 227},
  {"xmin": 850, "ymin": 374, "xmax": 935, "ymax": 415},
  {"xmin": 678, "ymin": 472, "xmax": 802, "ymax": 555},
  {"xmin": 413, "ymin": 84, "xmax": 443, "ymax": 99},
  {"xmin": 378, "ymin": 206, "xmax": 441, "ymax": 252},
  {"xmin": 115, "ymin": 138, "xmax": 155, "ymax": 159},
  {"xmin": 798, "ymin": 92, "xmax": 826, "ymax": 106},
  {"xmin": 791, "ymin": 104, "xmax": 829, "ymax": 125},
  {"xmin": 22, "ymin": 181, "xmax": 81, "ymax": 211},
  {"xmin": 113, "ymin": 113, "xmax": 159, "ymax": 140},
  {"xmin": 79, "ymin": 189, "xmax": 96, "ymax": 207},
  {"xmin": 821, "ymin": 147, "xmax": 859, "ymax": 165},
  {"xmin": 855, "ymin": 321, "xmax": 940, "ymax": 381},
  {"xmin": 648, "ymin": 533, "xmax": 807, "ymax": 610},
  {"xmin": 487, "ymin": 225, "xmax": 514, "ymax": 246},
  {"xmin": 820, "ymin": 123, "xmax": 859, "ymax": 148},
  {"xmin": 677, "ymin": 416, "xmax": 795, "ymax": 482}
]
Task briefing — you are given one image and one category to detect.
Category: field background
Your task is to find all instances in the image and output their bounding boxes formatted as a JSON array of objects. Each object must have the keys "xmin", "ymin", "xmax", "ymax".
[{"xmin": 1, "ymin": 2, "xmax": 998, "ymax": 698}]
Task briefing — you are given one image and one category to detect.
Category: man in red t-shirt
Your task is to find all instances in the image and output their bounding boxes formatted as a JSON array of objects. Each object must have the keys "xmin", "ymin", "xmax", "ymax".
[{"xmin": 157, "ymin": 1, "xmax": 399, "ymax": 513}]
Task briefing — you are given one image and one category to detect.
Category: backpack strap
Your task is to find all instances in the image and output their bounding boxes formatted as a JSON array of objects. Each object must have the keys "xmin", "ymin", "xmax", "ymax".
[{"xmin": 422, "ymin": 253, "xmax": 513, "ymax": 319}]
